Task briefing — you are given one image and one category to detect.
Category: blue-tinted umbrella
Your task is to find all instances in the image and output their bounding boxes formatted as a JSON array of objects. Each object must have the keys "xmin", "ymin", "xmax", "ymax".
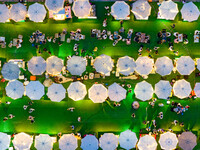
[
  {"xmin": 0, "ymin": 4, "xmax": 9, "ymax": 23},
  {"xmin": 28, "ymin": 3, "xmax": 47, "ymax": 22},
  {"xmin": 47, "ymin": 83, "xmax": 66, "ymax": 102},
  {"xmin": 72, "ymin": 0, "xmax": 92, "ymax": 18},
  {"xmin": 46, "ymin": 56, "xmax": 64, "ymax": 75},
  {"xmin": 1, "ymin": 62, "xmax": 20, "ymax": 80},
  {"xmin": 45, "ymin": 0, "xmax": 64, "ymax": 13},
  {"xmin": 81, "ymin": 135, "xmax": 99, "ymax": 150},
  {"xmin": 10, "ymin": 3, "xmax": 27, "ymax": 22},
  {"xmin": 28, "ymin": 56, "xmax": 46, "ymax": 75},
  {"xmin": 6, "ymin": 80, "xmax": 24, "ymax": 100},
  {"xmin": 26, "ymin": 81, "xmax": 44, "ymax": 100},
  {"xmin": 111, "ymin": 1, "xmax": 130, "ymax": 20},
  {"xmin": 155, "ymin": 80, "xmax": 172, "ymax": 99}
]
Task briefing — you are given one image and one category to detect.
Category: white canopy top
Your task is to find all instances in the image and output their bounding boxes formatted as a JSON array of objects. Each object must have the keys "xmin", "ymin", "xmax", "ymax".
[
  {"xmin": 25, "ymin": 81, "xmax": 44, "ymax": 100},
  {"xmin": 28, "ymin": 3, "xmax": 47, "ymax": 22},
  {"xmin": 47, "ymin": 83, "xmax": 66, "ymax": 102},
  {"xmin": 111, "ymin": 1, "xmax": 130, "ymax": 20},
  {"xmin": 159, "ymin": 132, "xmax": 178, "ymax": 150},
  {"xmin": 138, "ymin": 135, "xmax": 157, "ymax": 150},
  {"xmin": 176, "ymin": 56, "xmax": 195, "ymax": 75},
  {"xmin": 0, "ymin": 132, "xmax": 10, "ymax": 150},
  {"xmin": 45, "ymin": 0, "xmax": 64, "ymax": 13},
  {"xmin": 6, "ymin": 80, "xmax": 24, "ymax": 100},
  {"xmin": 155, "ymin": 56, "xmax": 173, "ymax": 76},
  {"xmin": 35, "ymin": 134, "xmax": 53, "ymax": 150},
  {"xmin": 72, "ymin": 0, "xmax": 92, "ymax": 18},
  {"xmin": 135, "ymin": 56, "xmax": 153, "ymax": 76},
  {"xmin": 155, "ymin": 80, "xmax": 172, "ymax": 99},
  {"xmin": 178, "ymin": 132, "xmax": 197, "ymax": 150},
  {"xmin": 99, "ymin": 133, "xmax": 118, "ymax": 150},
  {"xmin": 59, "ymin": 134, "xmax": 78, "ymax": 150},
  {"xmin": 13, "ymin": 133, "xmax": 33, "ymax": 150},
  {"xmin": 10, "ymin": 3, "xmax": 27, "ymax": 22},
  {"xmin": 0, "ymin": 4, "xmax": 9, "ymax": 23},
  {"xmin": 46, "ymin": 56, "xmax": 64, "ymax": 75},
  {"xmin": 194, "ymin": 83, "xmax": 200, "ymax": 97},
  {"xmin": 81, "ymin": 135, "xmax": 99, "ymax": 150},
  {"xmin": 28, "ymin": 56, "xmax": 46, "ymax": 75}
]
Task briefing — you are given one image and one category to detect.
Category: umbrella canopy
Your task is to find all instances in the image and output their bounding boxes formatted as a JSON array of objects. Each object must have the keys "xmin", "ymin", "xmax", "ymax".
[
  {"xmin": 72, "ymin": 0, "xmax": 92, "ymax": 18},
  {"xmin": 67, "ymin": 81, "xmax": 87, "ymax": 101},
  {"xmin": 13, "ymin": 133, "xmax": 33, "ymax": 150},
  {"xmin": 99, "ymin": 133, "xmax": 118, "ymax": 150},
  {"xmin": 116, "ymin": 56, "xmax": 136, "ymax": 76},
  {"xmin": 197, "ymin": 58, "xmax": 200, "ymax": 71},
  {"xmin": 173, "ymin": 79, "xmax": 192, "ymax": 99},
  {"xmin": 0, "ymin": 4, "xmax": 9, "ymax": 23},
  {"xmin": 181, "ymin": 2, "xmax": 200, "ymax": 22},
  {"xmin": 67, "ymin": 56, "xmax": 87, "ymax": 76},
  {"xmin": 108, "ymin": 82, "xmax": 127, "ymax": 102},
  {"xmin": 155, "ymin": 80, "xmax": 172, "ymax": 99},
  {"xmin": 10, "ymin": 3, "xmax": 27, "ymax": 22},
  {"xmin": 176, "ymin": 56, "xmax": 195, "ymax": 75},
  {"xmin": 45, "ymin": 0, "xmax": 64, "ymax": 13},
  {"xmin": 35, "ymin": 134, "xmax": 53, "ymax": 150},
  {"xmin": 47, "ymin": 83, "xmax": 66, "ymax": 102},
  {"xmin": 138, "ymin": 135, "xmax": 157, "ymax": 150},
  {"xmin": 6, "ymin": 80, "xmax": 24, "ymax": 100},
  {"xmin": 26, "ymin": 81, "xmax": 44, "ymax": 100},
  {"xmin": 134, "ymin": 81, "xmax": 154, "ymax": 101},
  {"xmin": 28, "ymin": 3, "xmax": 46, "ymax": 22},
  {"xmin": 131, "ymin": 0, "xmax": 151, "ymax": 20},
  {"xmin": 111, "ymin": 1, "xmax": 130, "ymax": 20},
  {"xmin": 159, "ymin": 132, "xmax": 178, "ymax": 150},
  {"xmin": 119, "ymin": 130, "xmax": 138, "ymax": 150},
  {"xmin": 46, "ymin": 56, "xmax": 64, "ymax": 75},
  {"xmin": 194, "ymin": 83, "xmax": 200, "ymax": 97},
  {"xmin": 158, "ymin": 0, "xmax": 179, "ymax": 20},
  {"xmin": 81, "ymin": 135, "xmax": 99, "ymax": 150},
  {"xmin": 89, "ymin": 84, "xmax": 108, "ymax": 103},
  {"xmin": 0, "ymin": 132, "xmax": 10, "ymax": 150},
  {"xmin": 178, "ymin": 132, "xmax": 197, "ymax": 150},
  {"xmin": 94, "ymin": 54, "xmax": 114, "ymax": 75},
  {"xmin": 135, "ymin": 56, "xmax": 153, "ymax": 76},
  {"xmin": 1, "ymin": 62, "xmax": 20, "ymax": 81},
  {"xmin": 59, "ymin": 134, "xmax": 78, "ymax": 150},
  {"xmin": 155, "ymin": 56, "xmax": 173, "ymax": 76},
  {"xmin": 28, "ymin": 56, "xmax": 46, "ymax": 75}
]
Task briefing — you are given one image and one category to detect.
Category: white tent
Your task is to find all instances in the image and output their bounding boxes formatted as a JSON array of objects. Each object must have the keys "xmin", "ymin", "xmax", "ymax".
[
  {"xmin": 72, "ymin": 0, "xmax": 92, "ymax": 18},
  {"xmin": 0, "ymin": 4, "xmax": 9, "ymax": 23},
  {"xmin": 88, "ymin": 84, "xmax": 108, "ymax": 103},
  {"xmin": 194, "ymin": 83, "xmax": 200, "ymax": 97},
  {"xmin": 176, "ymin": 56, "xmax": 195, "ymax": 75},
  {"xmin": 0, "ymin": 132, "xmax": 10, "ymax": 150},
  {"xmin": 155, "ymin": 80, "xmax": 172, "ymax": 99},
  {"xmin": 155, "ymin": 56, "xmax": 173, "ymax": 76},
  {"xmin": 45, "ymin": 0, "xmax": 64, "ymax": 13},
  {"xmin": 28, "ymin": 56, "xmax": 46, "ymax": 75},
  {"xmin": 35, "ymin": 134, "xmax": 53, "ymax": 150},
  {"xmin": 197, "ymin": 58, "xmax": 200, "ymax": 71},
  {"xmin": 119, "ymin": 130, "xmax": 138, "ymax": 150},
  {"xmin": 138, "ymin": 135, "xmax": 157, "ymax": 150},
  {"xmin": 67, "ymin": 56, "xmax": 87, "ymax": 76},
  {"xmin": 25, "ymin": 81, "xmax": 44, "ymax": 100},
  {"xmin": 81, "ymin": 135, "xmax": 99, "ymax": 150},
  {"xmin": 47, "ymin": 83, "xmax": 66, "ymax": 102},
  {"xmin": 181, "ymin": 2, "xmax": 200, "ymax": 22},
  {"xmin": 159, "ymin": 132, "xmax": 178, "ymax": 150},
  {"xmin": 1, "ymin": 62, "xmax": 20, "ymax": 81},
  {"xmin": 99, "ymin": 133, "xmax": 118, "ymax": 150},
  {"xmin": 10, "ymin": 3, "xmax": 27, "ymax": 22},
  {"xmin": 46, "ymin": 56, "xmax": 64, "ymax": 75},
  {"xmin": 178, "ymin": 132, "xmax": 197, "ymax": 150},
  {"xmin": 173, "ymin": 79, "xmax": 192, "ymax": 99},
  {"xmin": 131, "ymin": 0, "xmax": 151, "ymax": 20},
  {"xmin": 13, "ymin": 133, "xmax": 33, "ymax": 150},
  {"xmin": 111, "ymin": 1, "xmax": 130, "ymax": 20},
  {"xmin": 6, "ymin": 80, "xmax": 24, "ymax": 100},
  {"xmin": 28, "ymin": 3, "xmax": 46, "ymax": 22},
  {"xmin": 134, "ymin": 81, "xmax": 154, "ymax": 101},
  {"xmin": 94, "ymin": 54, "xmax": 114, "ymax": 75},
  {"xmin": 158, "ymin": 0, "xmax": 179, "ymax": 20},
  {"xmin": 67, "ymin": 81, "xmax": 87, "ymax": 101},
  {"xmin": 135, "ymin": 56, "xmax": 153, "ymax": 76},
  {"xmin": 108, "ymin": 82, "xmax": 127, "ymax": 102},
  {"xmin": 116, "ymin": 56, "xmax": 136, "ymax": 76},
  {"xmin": 59, "ymin": 134, "xmax": 78, "ymax": 150}
]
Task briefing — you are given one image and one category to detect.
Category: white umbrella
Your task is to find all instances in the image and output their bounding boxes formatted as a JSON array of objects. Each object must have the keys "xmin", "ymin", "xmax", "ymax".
[
  {"xmin": 10, "ymin": 3, "xmax": 27, "ymax": 22},
  {"xmin": 28, "ymin": 3, "xmax": 47, "ymax": 22},
  {"xmin": 0, "ymin": 132, "xmax": 10, "ymax": 150},
  {"xmin": 67, "ymin": 81, "xmax": 87, "ymax": 101},
  {"xmin": 155, "ymin": 80, "xmax": 172, "ymax": 99},
  {"xmin": 45, "ymin": 0, "xmax": 64, "ymax": 13},
  {"xmin": 35, "ymin": 134, "xmax": 53, "ymax": 150},
  {"xmin": 135, "ymin": 56, "xmax": 153, "ymax": 76},
  {"xmin": 28, "ymin": 56, "xmax": 46, "ymax": 75},
  {"xmin": 176, "ymin": 56, "xmax": 195, "ymax": 75},
  {"xmin": 0, "ymin": 4, "xmax": 9, "ymax": 23},
  {"xmin": 6, "ymin": 80, "xmax": 24, "ymax": 100},
  {"xmin": 47, "ymin": 83, "xmax": 66, "ymax": 102},
  {"xmin": 72, "ymin": 0, "xmax": 92, "ymax": 18},
  {"xmin": 138, "ymin": 135, "xmax": 157, "ymax": 150},
  {"xmin": 173, "ymin": 79, "xmax": 192, "ymax": 99},
  {"xmin": 1, "ymin": 62, "xmax": 20, "ymax": 81},
  {"xmin": 158, "ymin": 0, "xmax": 179, "ymax": 20},
  {"xmin": 88, "ymin": 84, "xmax": 108, "ymax": 103},
  {"xmin": 26, "ymin": 81, "xmax": 44, "ymax": 100},
  {"xmin": 59, "ymin": 134, "xmax": 78, "ymax": 150},
  {"xmin": 67, "ymin": 56, "xmax": 87, "ymax": 76},
  {"xmin": 155, "ymin": 56, "xmax": 173, "ymax": 76},
  {"xmin": 194, "ymin": 83, "xmax": 200, "ymax": 97},
  {"xmin": 116, "ymin": 56, "xmax": 136, "ymax": 76},
  {"xmin": 159, "ymin": 132, "xmax": 178, "ymax": 150},
  {"xmin": 134, "ymin": 81, "xmax": 154, "ymax": 101},
  {"xmin": 119, "ymin": 130, "xmax": 138, "ymax": 150},
  {"xmin": 108, "ymin": 82, "xmax": 127, "ymax": 102},
  {"xmin": 178, "ymin": 132, "xmax": 197, "ymax": 150},
  {"xmin": 46, "ymin": 56, "xmax": 64, "ymax": 75},
  {"xmin": 99, "ymin": 133, "xmax": 118, "ymax": 150},
  {"xmin": 94, "ymin": 54, "xmax": 114, "ymax": 75},
  {"xmin": 81, "ymin": 135, "xmax": 99, "ymax": 150},
  {"xmin": 131, "ymin": 0, "xmax": 151, "ymax": 20},
  {"xmin": 181, "ymin": 2, "xmax": 200, "ymax": 22},
  {"xmin": 197, "ymin": 58, "xmax": 200, "ymax": 71},
  {"xmin": 111, "ymin": 1, "xmax": 130, "ymax": 20},
  {"xmin": 13, "ymin": 133, "xmax": 33, "ymax": 150}
]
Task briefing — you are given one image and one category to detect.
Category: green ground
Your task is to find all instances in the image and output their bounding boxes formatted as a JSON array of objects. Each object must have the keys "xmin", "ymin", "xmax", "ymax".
[{"xmin": 1, "ymin": 1, "xmax": 200, "ymax": 149}]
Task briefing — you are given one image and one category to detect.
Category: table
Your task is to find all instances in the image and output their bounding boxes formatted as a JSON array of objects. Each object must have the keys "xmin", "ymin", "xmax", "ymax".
[
  {"xmin": 194, "ymin": 35, "xmax": 199, "ymax": 43},
  {"xmin": 178, "ymin": 34, "xmax": 183, "ymax": 42},
  {"xmin": 141, "ymin": 33, "xmax": 146, "ymax": 43}
]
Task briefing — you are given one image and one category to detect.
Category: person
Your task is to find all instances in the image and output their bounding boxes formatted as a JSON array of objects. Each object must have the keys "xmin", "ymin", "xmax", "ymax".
[
  {"xmin": 31, "ymin": 119, "xmax": 35, "ymax": 124},
  {"xmin": 8, "ymin": 114, "xmax": 15, "ymax": 119},
  {"xmin": 23, "ymin": 105, "xmax": 28, "ymax": 110},
  {"xmin": 28, "ymin": 101, "xmax": 33, "ymax": 106},
  {"xmin": 158, "ymin": 112, "xmax": 163, "ymax": 119},
  {"xmin": 180, "ymin": 122, "xmax": 184, "ymax": 127},
  {"xmin": 28, "ymin": 116, "xmax": 34, "ymax": 120},
  {"xmin": 154, "ymin": 46, "xmax": 160, "ymax": 50},
  {"xmin": 114, "ymin": 102, "xmax": 121, "ymax": 107},
  {"xmin": 29, "ymin": 108, "xmax": 35, "ymax": 113},
  {"xmin": 171, "ymin": 24, "xmax": 175, "ymax": 29},
  {"xmin": 71, "ymin": 125, "xmax": 75, "ymax": 130},
  {"xmin": 172, "ymin": 120, "xmax": 178, "ymax": 125},
  {"xmin": 67, "ymin": 107, "xmax": 75, "ymax": 112},
  {"xmin": 6, "ymin": 101, "xmax": 11, "ymax": 104},
  {"xmin": 131, "ymin": 113, "xmax": 136, "ymax": 118},
  {"xmin": 152, "ymin": 120, "xmax": 156, "ymax": 127},
  {"xmin": 120, "ymin": 20, "xmax": 123, "ymax": 27},
  {"xmin": 78, "ymin": 117, "xmax": 81, "ymax": 122}
]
